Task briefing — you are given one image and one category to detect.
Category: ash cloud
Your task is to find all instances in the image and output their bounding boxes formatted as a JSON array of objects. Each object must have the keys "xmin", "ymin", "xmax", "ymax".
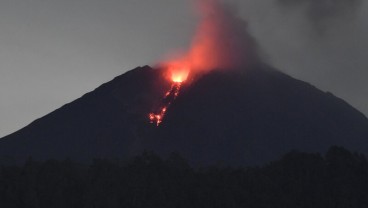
[
  {"xmin": 241, "ymin": 0, "xmax": 368, "ymax": 115},
  {"xmin": 277, "ymin": 0, "xmax": 363, "ymax": 32},
  {"xmin": 162, "ymin": 0, "xmax": 260, "ymax": 73},
  {"xmin": 188, "ymin": 0, "xmax": 260, "ymax": 71}
]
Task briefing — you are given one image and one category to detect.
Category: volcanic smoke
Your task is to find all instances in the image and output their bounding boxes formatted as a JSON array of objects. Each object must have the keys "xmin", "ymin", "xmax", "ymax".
[{"xmin": 149, "ymin": 0, "xmax": 258, "ymax": 126}]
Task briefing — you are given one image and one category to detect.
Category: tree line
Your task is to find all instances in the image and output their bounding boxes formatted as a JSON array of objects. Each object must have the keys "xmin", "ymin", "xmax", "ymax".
[{"xmin": 1, "ymin": 146, "xmax": 368, "ymax": 208}]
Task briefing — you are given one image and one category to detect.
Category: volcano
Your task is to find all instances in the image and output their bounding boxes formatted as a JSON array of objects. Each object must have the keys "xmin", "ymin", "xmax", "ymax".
[{"xmin": 1, "ymin": 65, "xmax": 368, "ymax": 166}]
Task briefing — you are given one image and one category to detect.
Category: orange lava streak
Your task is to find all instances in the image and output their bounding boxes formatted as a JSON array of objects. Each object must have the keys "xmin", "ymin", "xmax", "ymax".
[{"xmin": 149, "ymin": 82, "xmax": 182, "ymax": 126}]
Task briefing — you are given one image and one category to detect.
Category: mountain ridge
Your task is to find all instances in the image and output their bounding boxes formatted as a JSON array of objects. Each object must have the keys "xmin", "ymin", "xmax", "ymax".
[{"xmin": 1, "ymin": 65, "xmax": 367, "ymax": 166}]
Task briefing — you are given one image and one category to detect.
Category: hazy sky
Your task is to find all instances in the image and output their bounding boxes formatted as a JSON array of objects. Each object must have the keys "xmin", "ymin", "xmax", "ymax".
[{"xmin": 1, "ymin": 0, "xmax": 367, "ymax": 137}]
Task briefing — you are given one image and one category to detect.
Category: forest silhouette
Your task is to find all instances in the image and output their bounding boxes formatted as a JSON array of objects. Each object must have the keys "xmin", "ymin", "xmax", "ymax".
[{"xmin": 1, "ymin": 146, "xmax": 367, "ymax": 208}]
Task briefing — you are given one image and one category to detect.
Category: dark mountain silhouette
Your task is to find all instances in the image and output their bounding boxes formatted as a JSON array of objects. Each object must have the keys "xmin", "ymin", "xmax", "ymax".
[{"xmin": 1, "ymin": 65, "xmax": 367, "ymax": 166}]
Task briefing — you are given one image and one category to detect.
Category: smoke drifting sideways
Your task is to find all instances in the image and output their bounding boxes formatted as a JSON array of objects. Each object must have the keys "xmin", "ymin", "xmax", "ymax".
[
  {"xmin": 160, "ymin": 0, "xmax": 259, "ymax": 81},
  {"xmin": 277, "ymin": 0, "xmax": 363, "ymax": 33}
]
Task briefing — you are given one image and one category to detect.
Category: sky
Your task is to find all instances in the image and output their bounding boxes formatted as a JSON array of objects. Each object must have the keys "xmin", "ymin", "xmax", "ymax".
[{"xmin": 0, "ymin": 0, "xmax": 367, "ymax": 137}]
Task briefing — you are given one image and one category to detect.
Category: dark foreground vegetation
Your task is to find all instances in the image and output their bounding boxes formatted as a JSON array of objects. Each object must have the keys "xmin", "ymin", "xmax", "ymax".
[{"xmin": 1, "ymin": 146, "xmax": 368, "ymax": 208}]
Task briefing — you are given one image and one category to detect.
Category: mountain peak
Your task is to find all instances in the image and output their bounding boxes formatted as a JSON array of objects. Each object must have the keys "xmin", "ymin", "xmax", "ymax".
[{"xmin": 1, "ymin": 65, "xmax": 367, "ymax": 166}]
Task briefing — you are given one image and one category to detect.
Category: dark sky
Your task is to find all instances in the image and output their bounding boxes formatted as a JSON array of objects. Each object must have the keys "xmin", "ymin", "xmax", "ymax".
[{"xmin": 1, "ymin": 0, "xmax": 367, "ymax": 137}]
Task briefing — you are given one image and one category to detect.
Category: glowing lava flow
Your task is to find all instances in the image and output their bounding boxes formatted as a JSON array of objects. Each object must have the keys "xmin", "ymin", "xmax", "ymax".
[{"xmin": 149, "ymin": 81, "xmax": 183, "ymax": 126}]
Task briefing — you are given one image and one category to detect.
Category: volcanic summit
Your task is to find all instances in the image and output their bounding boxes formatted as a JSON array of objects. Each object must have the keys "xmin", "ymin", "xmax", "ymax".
[{"xmin": 0, "ymin": 64, "xmax": 367, "ymax": 166}]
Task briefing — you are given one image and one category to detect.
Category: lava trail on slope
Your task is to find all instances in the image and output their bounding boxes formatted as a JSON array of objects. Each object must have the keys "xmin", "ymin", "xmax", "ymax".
[{"xmin": 149, "ymin": 81, "xmax": 182, "ymax": 126}]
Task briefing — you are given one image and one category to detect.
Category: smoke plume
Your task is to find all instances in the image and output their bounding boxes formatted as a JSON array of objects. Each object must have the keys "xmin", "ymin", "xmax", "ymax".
[
  {"xmin": 244, "ymin": 0, "xmax": 368, "ymax": 115},
  {"xmin": 163, "ymin": 0, "xmax": 259, "ymax": 76},
  {"xmin": 277, "ymin": 0, "xmax": 363, "ymax": 32}
]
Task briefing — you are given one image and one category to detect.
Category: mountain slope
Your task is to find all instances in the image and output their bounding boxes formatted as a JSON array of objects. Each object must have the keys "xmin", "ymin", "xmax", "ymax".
[{"xmin": 1, "ymin": 65, "xmax": 367, "ymax": 166}]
